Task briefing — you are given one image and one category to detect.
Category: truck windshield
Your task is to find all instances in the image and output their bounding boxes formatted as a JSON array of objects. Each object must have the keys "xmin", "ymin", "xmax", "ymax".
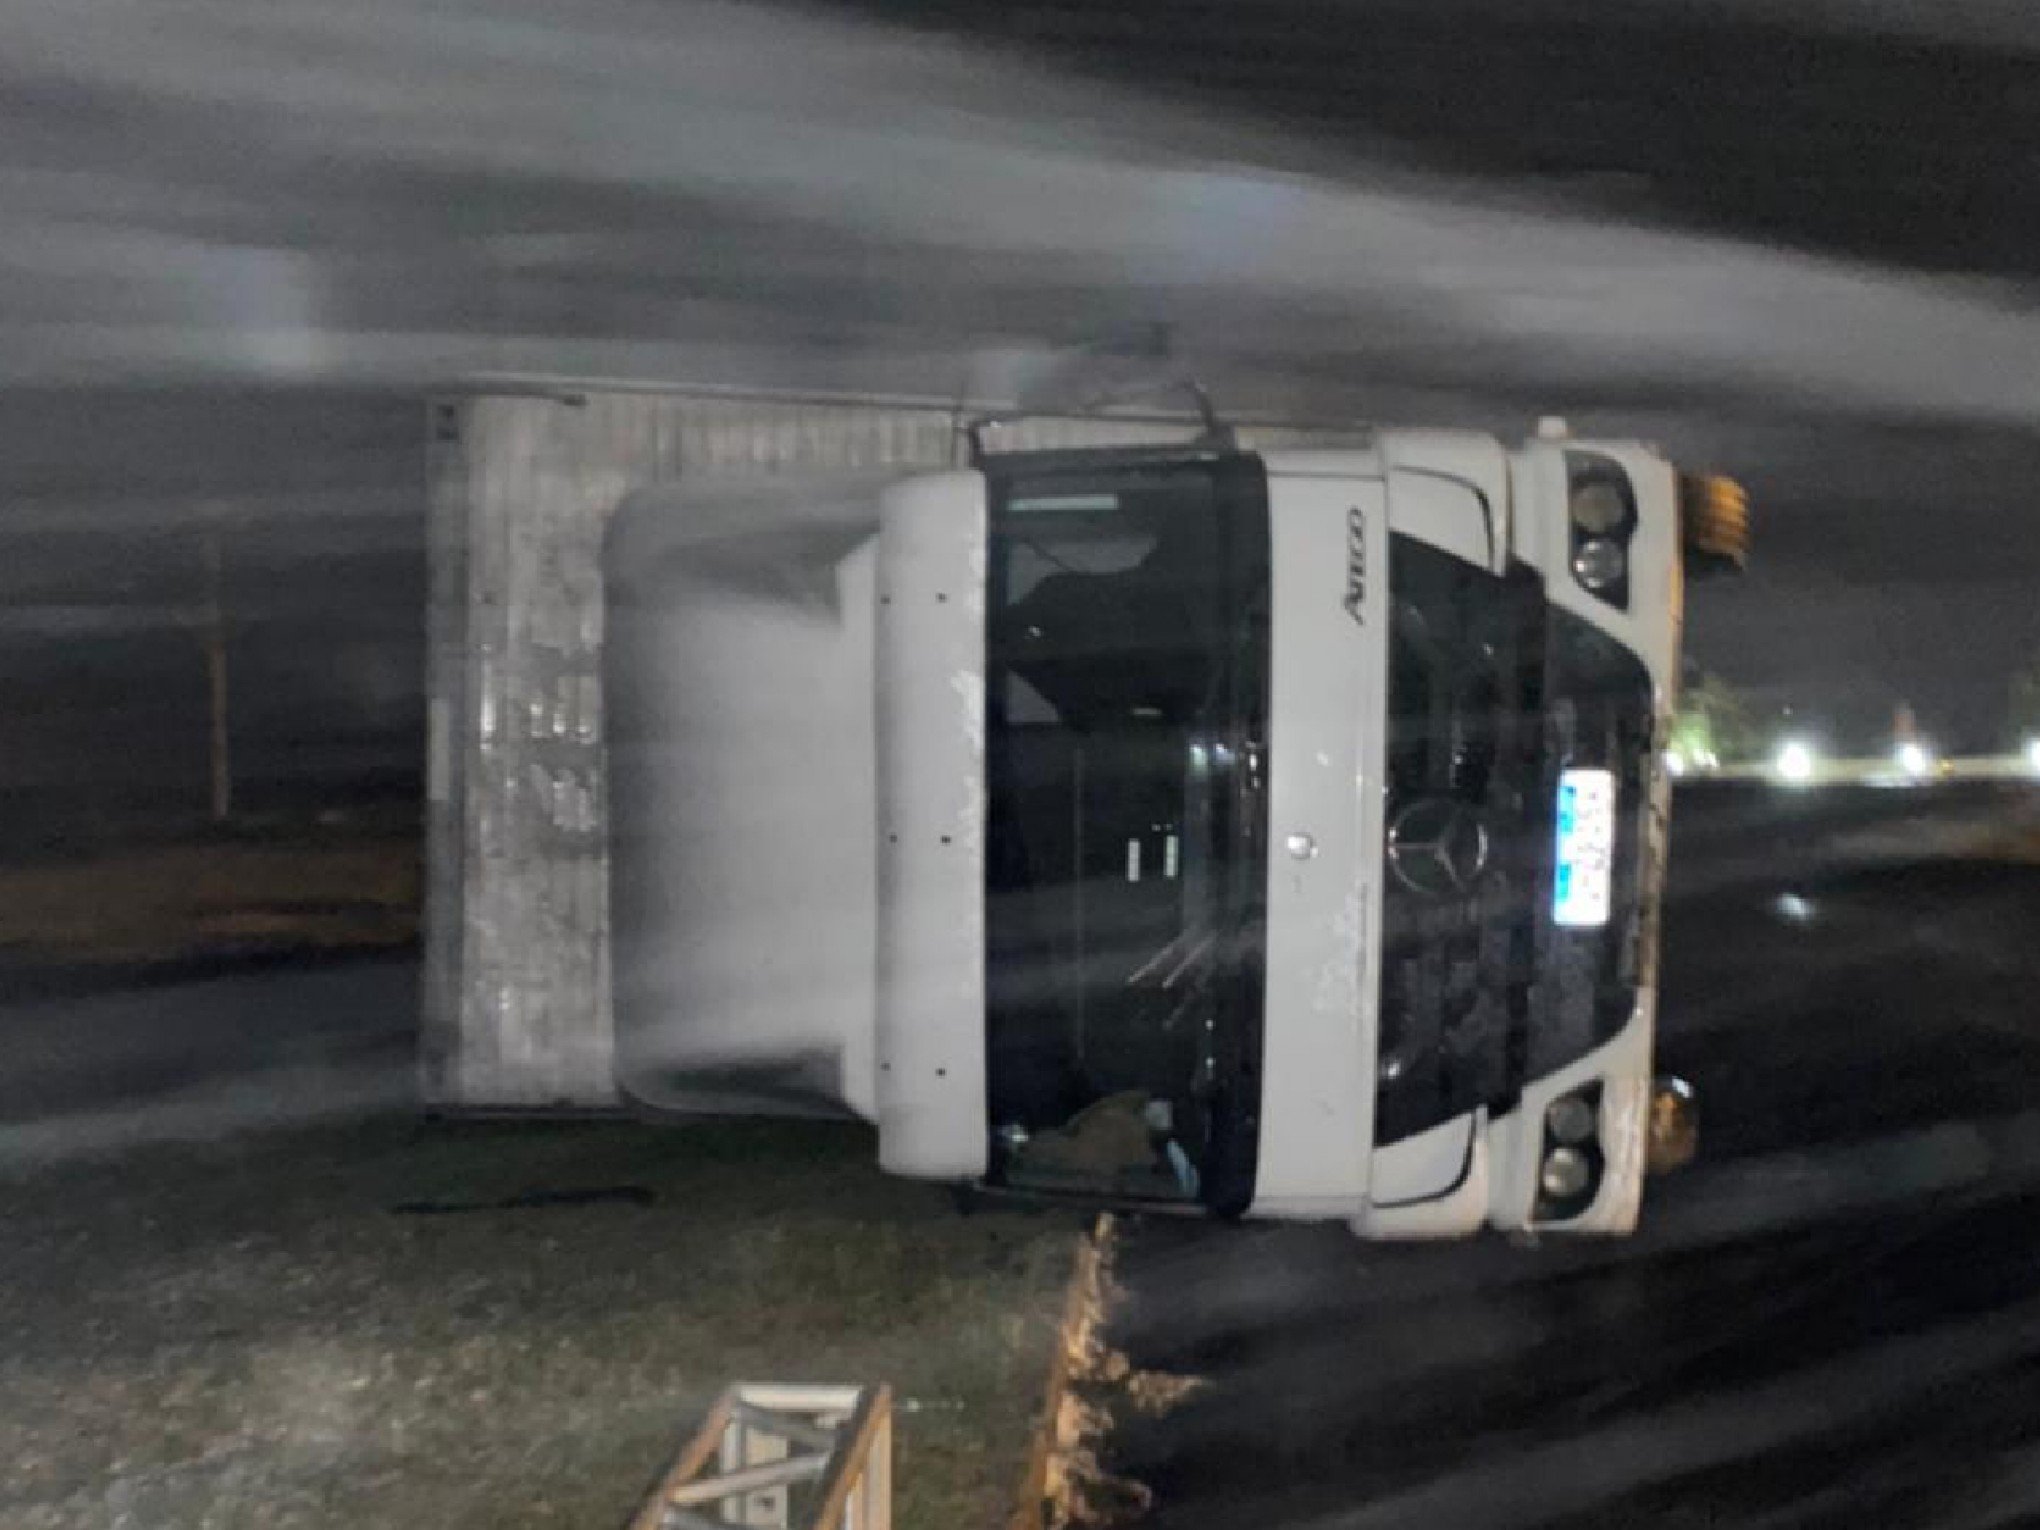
[{"xmin": 982, "ymin": 454, "xmax": 1270, "ymax": 1211}]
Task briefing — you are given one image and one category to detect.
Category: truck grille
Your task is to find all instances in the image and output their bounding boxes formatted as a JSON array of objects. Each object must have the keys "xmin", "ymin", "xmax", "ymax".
[{"xmin": 1375, "ymin": 540, "xmax": 1651, "ymax": 1146}]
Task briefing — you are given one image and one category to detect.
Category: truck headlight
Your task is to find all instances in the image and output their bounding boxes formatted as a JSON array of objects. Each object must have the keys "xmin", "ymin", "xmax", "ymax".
[
  {"xmin": 1570, "ymin": 537, "xmax": 1626, "ymax": 591},
  {"xmin": 1545, "ymin": 1093, "xmax": 1597, "ymax": 1145},
  {"xmin": 1563, "ymin": 454, "xmax": 1636, "ymax": 607},
  {"xmin": 1568, "ymin": 479, "xmax": 1629, "ymax": 535}
]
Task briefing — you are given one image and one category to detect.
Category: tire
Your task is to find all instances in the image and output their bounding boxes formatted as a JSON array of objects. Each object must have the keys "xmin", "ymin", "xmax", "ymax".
[{"xmin": 1679, "ymin": 472, "xmax": 1749, "ymax": 576}]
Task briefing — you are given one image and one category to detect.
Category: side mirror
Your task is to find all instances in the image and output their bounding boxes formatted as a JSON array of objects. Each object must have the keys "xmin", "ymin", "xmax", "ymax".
[{"xmin": 1646, "ymin": 1076, "xmax": 1698, "ymax": 1175}]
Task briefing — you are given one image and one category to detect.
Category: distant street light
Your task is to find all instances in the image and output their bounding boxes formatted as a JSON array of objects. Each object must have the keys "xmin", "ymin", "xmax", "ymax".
[
  {"xmin": 1774, "ymin": 738, "xmax": 1818, "ymax": 785},
  {"xmin": 1895, "ymin": 740, "xmax": 1932, "ymax": 779},
  {"xmin": 2025, "ymin": 737, "xmax": 2040, "ymax": 777}
]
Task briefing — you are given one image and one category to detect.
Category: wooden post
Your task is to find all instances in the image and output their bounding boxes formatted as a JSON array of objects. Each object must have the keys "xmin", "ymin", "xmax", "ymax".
[{"xmin": 201, "ymin": 516, "xmax": 232, "ymax": 823}]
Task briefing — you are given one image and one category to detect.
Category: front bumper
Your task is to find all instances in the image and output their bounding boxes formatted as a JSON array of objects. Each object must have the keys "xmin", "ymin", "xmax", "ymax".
[{"xmin": 1351, "ymin": 997, "xmax": 1653, "ymax": 1239}]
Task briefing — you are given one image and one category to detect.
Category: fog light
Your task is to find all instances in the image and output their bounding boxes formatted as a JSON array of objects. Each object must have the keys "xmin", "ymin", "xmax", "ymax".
[
  {"xmin": 1539, "ymin": 1145, "xmax": 1592, "ymax": 1200},
  {"xmin": 1545, "ymin": 1094, "xmax": 1597, "ymax": 1145},
  {"xmin": 1571, "ymin": 537, "xmax": 1626, "ymax": 591}
]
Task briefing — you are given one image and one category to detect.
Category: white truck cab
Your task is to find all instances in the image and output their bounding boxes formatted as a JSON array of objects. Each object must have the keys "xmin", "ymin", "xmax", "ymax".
[{"xmin": 605, "ymin": 422, "xmax": 1745, "ymax": 1238}]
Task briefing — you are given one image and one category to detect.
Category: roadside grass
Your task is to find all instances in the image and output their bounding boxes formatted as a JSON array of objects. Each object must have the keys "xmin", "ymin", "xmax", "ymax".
[{"xmin": 0, "ymin": 1114, "xmax": 1081, "ymax": 1529}]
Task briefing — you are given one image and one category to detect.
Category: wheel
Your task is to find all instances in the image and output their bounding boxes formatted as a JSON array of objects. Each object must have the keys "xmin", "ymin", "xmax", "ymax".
[{"xmin": 1679, "ymin": 472, "xmax": 1749, "ymax": 576}]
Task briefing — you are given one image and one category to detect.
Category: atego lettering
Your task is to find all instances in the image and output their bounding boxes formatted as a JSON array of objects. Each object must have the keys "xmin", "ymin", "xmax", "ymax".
[{"xmin": 1342, "ymin": 505, "xmax": 1368, "ymax": 624}]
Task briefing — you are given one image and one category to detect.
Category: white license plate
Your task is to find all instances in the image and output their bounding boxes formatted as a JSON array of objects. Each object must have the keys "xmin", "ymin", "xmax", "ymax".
[{"xmin": 1553, "ymin": 768, "xmax": 1616, "ymax": 928}]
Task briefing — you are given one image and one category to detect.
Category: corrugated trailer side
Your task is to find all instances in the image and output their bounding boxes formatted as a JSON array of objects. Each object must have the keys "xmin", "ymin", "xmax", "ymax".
[{"xmin": 423, "ymin": 380, "xmax": 1355, "ymax": 1110}]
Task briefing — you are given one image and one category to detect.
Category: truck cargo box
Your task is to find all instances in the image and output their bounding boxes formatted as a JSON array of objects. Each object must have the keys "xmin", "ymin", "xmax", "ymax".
[{"xmin": 422, "ymin": 380, "xmax": 1350, "ymax": 1108}]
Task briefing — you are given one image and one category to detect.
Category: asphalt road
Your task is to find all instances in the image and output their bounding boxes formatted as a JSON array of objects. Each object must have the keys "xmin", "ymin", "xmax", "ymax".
[{"xmin": 1111, "ymin": 781, "xmax": 2040, "ymax": 1530}]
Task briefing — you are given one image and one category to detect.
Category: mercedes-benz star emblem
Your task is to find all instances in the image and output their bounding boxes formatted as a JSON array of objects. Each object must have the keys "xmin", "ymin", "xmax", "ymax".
[{"xmin": 1387, "ymin": 799, "xmax": 1491, "ymax": 897}]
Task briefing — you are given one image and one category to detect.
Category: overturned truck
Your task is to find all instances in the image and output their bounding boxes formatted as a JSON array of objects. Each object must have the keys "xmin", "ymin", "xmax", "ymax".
[{"xmin": 425, "ymin": 383, "xmax": 1745, "ymax": 1239}]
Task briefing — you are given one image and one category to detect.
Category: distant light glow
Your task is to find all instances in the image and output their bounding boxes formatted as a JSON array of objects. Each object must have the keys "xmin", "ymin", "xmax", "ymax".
[
  {"xmin": 1896, "ymin": 740, "xmax": 1932, "ymax": 778},
  {"xmin": 1775, "ymin": 739, "xmax": 1818, "ymax": 784},
  {"xmin": 1771, "ymin": 891, "xmax": 1816, "ymax": 924},
  {"xmin": 2026, "ymin": 738, "xmax": 2040, "ymax": 776},
  {"xmin": 1663, "ymin": 746, "xmax": 1688, "ymax": 777}
]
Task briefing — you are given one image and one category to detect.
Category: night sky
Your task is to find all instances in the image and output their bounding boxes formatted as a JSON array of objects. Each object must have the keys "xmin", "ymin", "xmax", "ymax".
[{"xmin": 6, "ymin": 0, "xmax": 2040, "ymax": 820}]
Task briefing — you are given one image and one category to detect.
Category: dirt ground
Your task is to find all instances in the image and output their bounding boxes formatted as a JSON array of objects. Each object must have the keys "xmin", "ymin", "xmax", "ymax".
[
  {"xmin": 0, "ymin": 1112, "xmax": 1081, "ymax": 1529},
  {"xmin": 0, "ymin": 824, "xmax": 418, "ymax": 970}
]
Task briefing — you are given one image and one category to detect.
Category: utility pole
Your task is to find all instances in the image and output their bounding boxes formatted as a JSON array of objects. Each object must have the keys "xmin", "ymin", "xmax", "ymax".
[{"xmin": 200, "ymin": 510, "xmax": 232, "ymax": 823}]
